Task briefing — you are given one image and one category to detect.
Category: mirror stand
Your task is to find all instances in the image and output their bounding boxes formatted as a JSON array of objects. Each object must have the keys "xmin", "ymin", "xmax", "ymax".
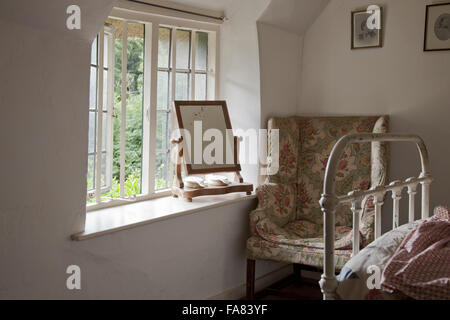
[{"xmin": 170, "ymin": 136, "xmax": 253, "ymax": 202}]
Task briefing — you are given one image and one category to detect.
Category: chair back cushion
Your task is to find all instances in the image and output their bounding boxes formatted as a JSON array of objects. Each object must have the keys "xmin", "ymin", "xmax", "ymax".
[
  {"xmin": 296, "ymin": 117, "xmax": 383, "ymax": 227},
  {"xmin": 266, "ymin": 117, "xmax": 300, "ymax": 185},
  {"xmin": 266, "ymin": 116, "xmax": 388, "ymax": 228}
]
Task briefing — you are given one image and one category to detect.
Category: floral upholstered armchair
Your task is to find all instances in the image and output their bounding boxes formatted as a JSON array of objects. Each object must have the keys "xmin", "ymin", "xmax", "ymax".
[{"xmin": 246, "ymin": 116, "xmax": 389, "ymax": 299}]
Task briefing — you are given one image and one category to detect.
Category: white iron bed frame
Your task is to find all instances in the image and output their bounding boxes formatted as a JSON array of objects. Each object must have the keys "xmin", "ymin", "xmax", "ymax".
[{"xmin": 319, "ymin": 133, "xmax": 433, "ymax": 300}]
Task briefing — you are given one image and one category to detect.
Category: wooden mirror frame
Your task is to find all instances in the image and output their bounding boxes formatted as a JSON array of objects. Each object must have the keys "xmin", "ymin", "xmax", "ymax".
[{"xmin": 173, "ymin": 100, "xmax": 242, "ymax": 175}]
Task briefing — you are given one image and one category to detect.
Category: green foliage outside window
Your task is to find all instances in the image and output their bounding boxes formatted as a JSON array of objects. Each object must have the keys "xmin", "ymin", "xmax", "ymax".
[
  {"xmin": 104, "ymin": 37, "xmax": 144, "ymax": 199},
  {"xmin": 88, "ymin": 26, "xmax": 176, "ymax": 203}
]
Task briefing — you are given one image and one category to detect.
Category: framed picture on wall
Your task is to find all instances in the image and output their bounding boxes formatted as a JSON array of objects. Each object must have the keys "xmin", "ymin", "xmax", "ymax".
[
  {"xmin": 424, "ymin": 2, "xmax": 450, "ymax": 51},
  {"xmin": 351, "ymin": 7, "xmax": 383, "ymax": 49}
]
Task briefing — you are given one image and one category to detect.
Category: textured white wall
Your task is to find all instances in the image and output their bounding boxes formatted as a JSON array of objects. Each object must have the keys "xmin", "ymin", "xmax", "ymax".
[
  {"xmin": 256, "ymin": 0, "xmax": 330, "ymax": 129},
  {"xmin": 258, "ymin": 22, "xmax": 302, "ymax": 127},
  {"xmin": 299, "ymin": 0, "xmax": 450, "ymax": 230}
]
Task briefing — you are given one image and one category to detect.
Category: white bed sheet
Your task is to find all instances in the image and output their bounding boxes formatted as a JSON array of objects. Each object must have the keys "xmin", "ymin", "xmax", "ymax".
[{"xmin": 336, "ymin": 220, "xmax": 422, "ymax": 300}]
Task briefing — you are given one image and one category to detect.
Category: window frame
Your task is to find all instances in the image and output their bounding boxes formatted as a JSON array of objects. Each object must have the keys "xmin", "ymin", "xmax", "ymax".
[
  {"xmin": 87, "ymin": 25, "xmax": 115, "ymax": 201},
  {"xmin": 154, "ymin": 28, "xmax": 209, "ymax": 191},
  {"xmin": 86, "ymin": 7, "xmax": 220, "ymax": 212}
]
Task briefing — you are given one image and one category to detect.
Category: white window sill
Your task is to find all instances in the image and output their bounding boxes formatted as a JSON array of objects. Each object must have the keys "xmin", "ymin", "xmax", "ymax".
[{"xmin": 72, "ymin": 193, "xmax": 257, "ymax": 241}]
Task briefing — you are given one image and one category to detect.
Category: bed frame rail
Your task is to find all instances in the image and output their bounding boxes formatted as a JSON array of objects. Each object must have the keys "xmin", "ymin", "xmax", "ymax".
[{"xmin": 319, "ymin": 133, "xmax": 432, "ymax": 300}]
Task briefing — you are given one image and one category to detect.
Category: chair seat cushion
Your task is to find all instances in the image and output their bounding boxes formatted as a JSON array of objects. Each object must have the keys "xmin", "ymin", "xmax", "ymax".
[
  {"xmin": 246, "ymin": 236, "xmax": 351, "ymax": 269},
  {"xmin": 255, "ymin": 218, "xmax": 357, "ymax": 250}
]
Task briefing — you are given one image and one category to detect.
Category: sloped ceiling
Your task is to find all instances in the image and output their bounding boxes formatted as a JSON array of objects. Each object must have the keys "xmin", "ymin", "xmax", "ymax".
[
  {"xmin": 258, "ymin": 0, "xmax": 330, "ymax": 35},
  {"xmin": 163, "ymin": 0, "xmax": 329, "ymax": 35}
]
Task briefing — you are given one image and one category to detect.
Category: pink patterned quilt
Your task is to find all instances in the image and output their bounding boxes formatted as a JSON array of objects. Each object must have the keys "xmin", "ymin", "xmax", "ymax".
[{"xmin": 381, "ymin": 206, "xmax": 450, "ymax": 300}]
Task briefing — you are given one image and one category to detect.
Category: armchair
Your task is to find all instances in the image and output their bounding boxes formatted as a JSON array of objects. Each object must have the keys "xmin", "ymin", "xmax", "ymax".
[{"xmin": 246, "ymin": 116, "xmax": 389, "ymax": 299}]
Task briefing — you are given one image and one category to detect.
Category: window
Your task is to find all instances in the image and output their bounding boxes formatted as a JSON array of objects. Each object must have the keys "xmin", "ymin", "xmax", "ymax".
[
  {"xmin": 87, "ymin": 26, "xmax": 114, "ymax": 200},
  {"xmin": 155, "ymin": 28, "xmax": 209, "ymax": 190},
  {"xmin": 86, "ymin": 12, "xmax": 218, "ymax": 209}
]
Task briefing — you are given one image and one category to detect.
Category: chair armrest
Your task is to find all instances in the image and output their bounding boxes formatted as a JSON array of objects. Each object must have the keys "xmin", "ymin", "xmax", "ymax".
[
  {"xmin": 249, "ymin": 183, "xmax": 296, "ymax": 233},
  {"xmin": 360, "ymin": 205, "xmax": 375, "ymax": 246},
  {"xmin": 249, "ymin": 208, "xmax": 268, "ymax": 236}
]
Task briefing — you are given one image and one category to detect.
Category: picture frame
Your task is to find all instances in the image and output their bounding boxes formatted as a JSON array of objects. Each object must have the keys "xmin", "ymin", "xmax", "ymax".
[
  {"xmin": 424, "ymin": 2, "xmax": 450, "ymax": 52},
  {"xmin": 173, "ymin": 100, "xmax": 241, "ymax": 175},
  {"xmin": 351, "ymin": 7, "xmax": 383, "ymax": 50}
]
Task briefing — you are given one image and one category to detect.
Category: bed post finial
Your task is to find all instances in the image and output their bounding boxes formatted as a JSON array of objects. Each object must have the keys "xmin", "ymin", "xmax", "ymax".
[
  {"xmin": 419, "ymin": 173, "xmax": 432, "ymax": 219},
  {"xmin": 319, "ymin": 193, "xmax": 339, "ymax": 300}
]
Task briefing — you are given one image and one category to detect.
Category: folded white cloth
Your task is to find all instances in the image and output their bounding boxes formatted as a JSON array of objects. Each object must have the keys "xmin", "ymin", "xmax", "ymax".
[
  {"xmin": 205, "ymin": 174, "xmax": 230, "ymax": 186},
  {"xmin": 185, "ymin": 176, "xmax": 206, "ymax": 189}
]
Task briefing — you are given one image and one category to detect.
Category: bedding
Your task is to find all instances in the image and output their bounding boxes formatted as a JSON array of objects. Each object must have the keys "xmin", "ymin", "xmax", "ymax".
[
  {"xmin": 381, "ymin": 206, "xmax": 450, "ymax": 300},
  {"xmin": 336, "ymin": 206, "xmax": 450, "ymax": 300},
  {"xmin": 336, "ymin": 220, "xmax": 421, "ymax": 300}
]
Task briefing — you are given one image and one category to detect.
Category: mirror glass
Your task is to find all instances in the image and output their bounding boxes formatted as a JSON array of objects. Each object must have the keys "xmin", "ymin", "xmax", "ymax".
[{"xmin": 174, "ymin": 101, "xmax": 239, "ymax": 174}]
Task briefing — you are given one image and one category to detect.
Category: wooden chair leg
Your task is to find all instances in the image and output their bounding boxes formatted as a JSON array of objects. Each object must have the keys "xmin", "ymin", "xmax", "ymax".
[
  {"xmin": 293, "ymin": 263, "xmax": 302, "ymax": 280},
  {"xmin": 246, "ymin": 259, "xmax": 255, "ymax": 300}
]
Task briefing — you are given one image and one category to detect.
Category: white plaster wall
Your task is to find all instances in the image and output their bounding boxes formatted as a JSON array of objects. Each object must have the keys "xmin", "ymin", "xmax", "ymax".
[
  {"xmin": 0, "ymin": 0, "xmax": 283, "ymax": 299},
  {"xmin": 256, "ymin": 0, "xmax": 330, "ymax": 129},
  {"xmin": 0, "ymin": 19, "xmax": 95, "ymax": 299},
  {"xmin": 219, "ymin": 0, "xmax": 271, "ymax": 186},
  {"xmin": 258, "ymin": 0, "xmax": 330, "ymax": 35},
  {"xmin": 258, "ymin": 22, "xmax": 302, "ymax": 127},
  {"xmin": 299, "ymin": 0, "xmax": 450, "ymax": 231}
]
